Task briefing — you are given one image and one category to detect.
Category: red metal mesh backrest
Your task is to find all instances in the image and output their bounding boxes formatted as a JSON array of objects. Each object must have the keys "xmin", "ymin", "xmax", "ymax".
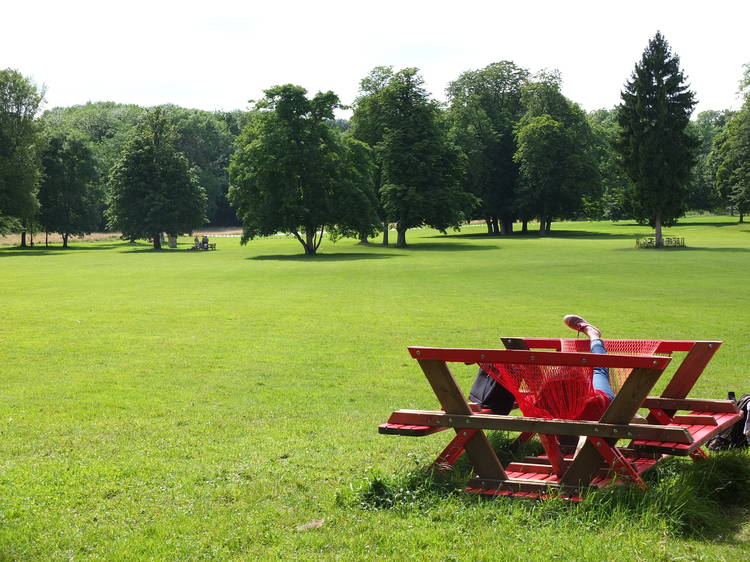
[
  {"xmin": 480, "ymin": 340, "xmax": 664, "ymax": 421},
  {"xmin": 480, "ymin": 362, "xmax": 595, "ymax": 420},
  {"xmin": 560, "ymin": 339, "xmax": 663, "ymax": 394}
]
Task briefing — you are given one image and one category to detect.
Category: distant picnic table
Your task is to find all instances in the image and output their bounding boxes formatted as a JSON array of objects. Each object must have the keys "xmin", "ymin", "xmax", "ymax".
[{"xmin": 636, "ymin": 236, "xmax": 685, "ymax": 248}]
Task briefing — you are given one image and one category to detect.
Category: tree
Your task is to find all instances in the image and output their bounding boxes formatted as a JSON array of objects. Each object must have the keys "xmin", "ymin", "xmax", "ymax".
[
  {"xmin": 38, "ymin": 130, "xmax": 100, "ymax": 247},
  {"xmin": 377, "ymin": 68, "xmax": 475, "ymax": 246},
  {"xmin": 686, "ymin": 110, "xmax": 734, "ymax": 212},
  {"xmin": 587, "ymin": 108, "xmax": 634, "ymax": 221},
  {"xmin": 617, "ymin": 32, "xmax": 697, "ymax": 247},
  {"xmin": 447, "ymin": 61, "xmax": 529, "ymax": 235},
  {"xmin": 160, "ymin": 106, "xmax": 238, "ymax": 226},
  {"xmin": 714, "ymin": 103, "xmax": 750, "ymax": 222},
  {"xmin": 107, "ymin": 107, "xmax": 206, "ymax": 249},
  {"xmin": 0, "ymin": 68, "xmax": 44, "ymax": 238},
  {"xmin": 228, "ymin": 85, "xmax": 378, "ymax": 255},
  {"xmin": 41, "ymin": 102, "xmax": 145, "ymax": 230},
  {"xmin": 513, "ymin": 73, "xmax": 600, "ymax": 234},
  {"xmin": 350, "ymin": 66, "xmax": 394, "ymax": 244}
]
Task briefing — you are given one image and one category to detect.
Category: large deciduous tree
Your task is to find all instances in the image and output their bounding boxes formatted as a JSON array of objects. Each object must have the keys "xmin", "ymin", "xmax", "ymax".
[
  {"xmin": 38, "ymin": 131, "xmax": 100, "ymax": 247},
  {"xmin": 586, "ymin": 108, "xmax": 634, "ymax": 221},
  {"xmin": 0, "ymin": 68, "xmax": 44, "ymax": 236},
  {"xmin": 714, "ymin": 104, "xmax": 750, "ymax": 222},
  {"xmin": 228, "ymin": 85, "xmax": 378, "ymax": 255},
  {"xmin": 107, "ymin": 107, "xmax": 207, "ymax": 249},
  {"xmin": 513, "ymin": 73, "xmax": 600, "ymax": 234},
  {"xmin": 350, "ymin": 66, "xmax": 394, "ymax": 244},
  {"xmin": 617, "ymin": 32, "xmax": 697, "ymax": 247},
  {"xmin": 377, "ymin": 68, "xmax": 475, "ymax": 247},
  {"xmin": 447, "ymin": 61, "xmax": 529, "ymax": 235}
]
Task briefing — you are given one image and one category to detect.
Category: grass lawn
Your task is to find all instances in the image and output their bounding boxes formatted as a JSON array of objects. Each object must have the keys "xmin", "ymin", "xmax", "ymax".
[{"xmin": 1, "ymin": 216, "xmax": 749, "ymax": 560}]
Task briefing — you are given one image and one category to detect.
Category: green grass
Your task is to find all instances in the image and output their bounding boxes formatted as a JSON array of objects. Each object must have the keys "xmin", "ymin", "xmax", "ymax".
[{"xmin": 1, "ymin": 217, "xmax": 749, "ymax": 560}]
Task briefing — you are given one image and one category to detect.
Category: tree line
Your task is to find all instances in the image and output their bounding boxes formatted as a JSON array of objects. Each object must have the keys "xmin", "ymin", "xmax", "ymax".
[{"xmin": 1, "ymin": 32, "xmax": 748, "ymax": 252}]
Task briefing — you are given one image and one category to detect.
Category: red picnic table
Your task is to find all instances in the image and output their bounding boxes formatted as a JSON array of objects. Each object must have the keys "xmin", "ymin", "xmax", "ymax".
[{"xmin": 379, "ymin": 338, "xmax": 741, "ymax": 499}]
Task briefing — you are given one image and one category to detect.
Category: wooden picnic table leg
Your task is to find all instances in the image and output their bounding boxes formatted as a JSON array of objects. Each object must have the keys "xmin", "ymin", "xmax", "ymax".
[
  {"xmin": 416, "ymin": 359, "xmax": 506, "ymax": 480},
  {"xmin": 561, "ymin": 367, "xmax": 663, "ymax": 491},
  {"xmin": 647, "ymin": 341, "xmax": 720, "ymax": 422}
]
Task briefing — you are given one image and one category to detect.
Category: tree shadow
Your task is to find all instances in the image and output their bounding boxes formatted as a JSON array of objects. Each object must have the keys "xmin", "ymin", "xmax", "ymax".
[
  {"xmin": 431, "ymin": 230, "xmax": 636, "ymax": 240},
  {"xmin": 0, "ymin": 243, "xmax": 125, "ymax": 256},
  {"xmin": 615, "ymin": 245, "xmax": 750, "ymax": 253},
  {"xmin": 394, "ymin": 241, "xmax": 496, "ymax": 252},
  {"xmin": 249, "ymin": 252, "xmax": 397, "ymax": 261}
]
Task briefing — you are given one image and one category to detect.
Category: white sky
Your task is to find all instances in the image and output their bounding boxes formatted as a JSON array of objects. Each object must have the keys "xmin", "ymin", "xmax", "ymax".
[{"xmin": 2, "ymin": 0, "xmax": 748, "ymax": 117}]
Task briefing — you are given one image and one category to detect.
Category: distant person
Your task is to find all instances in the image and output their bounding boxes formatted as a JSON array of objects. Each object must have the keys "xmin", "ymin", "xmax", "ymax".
[
  {"xmin": 202, "ymin": 235, "xmax": 209, "ymax": 250},
  {"xmin": 194, "ymin": 235, "xmax": 200, "ymax": 250}
]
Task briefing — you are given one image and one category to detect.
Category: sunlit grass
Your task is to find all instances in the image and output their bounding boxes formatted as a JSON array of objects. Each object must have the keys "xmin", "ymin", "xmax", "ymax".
[{"xmin": 1, "ymin": 216, "xmax": 749, "ymax": 559}]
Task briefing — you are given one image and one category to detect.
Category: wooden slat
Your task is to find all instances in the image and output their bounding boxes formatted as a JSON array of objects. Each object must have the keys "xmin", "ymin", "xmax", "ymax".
[
  {"xmin": 416, "ymin": 359, "xmax": 506, "ymax": 480},
  {"xmin": 409, "ymin": 347, "xmax": 671, "ymax": 370},
  {"xmin": 561, "ymin": 367, "xmax": 664, "ymax": 489},
  {"xmin": 671, "ymin": 414, "xmax": 718, "ymax": 426},
  {"xmin": 648, "ymin": 341, "xmax": 721, "ymax": 422},
  {"xmin": 642, "ymin": 397, "xmax": 739, "ymax": 414},
  {"xmin": 467, "ymin": 476, "xmax": 565, "ymax": 494},
  {"xmin": 383, "ymin": 409, "xmax": 693, "ymax": 443}
]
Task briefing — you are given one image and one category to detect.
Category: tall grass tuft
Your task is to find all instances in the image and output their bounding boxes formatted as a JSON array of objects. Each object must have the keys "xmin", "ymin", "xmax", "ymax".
[{"xmin": 352, "ymin": 444, "xmax": 750, "ymax": 538}]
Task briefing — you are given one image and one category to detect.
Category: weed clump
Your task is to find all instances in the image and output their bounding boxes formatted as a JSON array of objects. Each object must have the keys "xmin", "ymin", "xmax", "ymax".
[{"xmin": 351, "ymin": 440, "xmax": 750, "ymax": 539}]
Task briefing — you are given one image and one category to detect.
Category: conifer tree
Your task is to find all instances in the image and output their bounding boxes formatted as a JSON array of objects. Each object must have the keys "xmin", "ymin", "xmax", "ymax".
[{"xmin": 617, "ymin": 32, "xmax": 697, "ymax": 246}]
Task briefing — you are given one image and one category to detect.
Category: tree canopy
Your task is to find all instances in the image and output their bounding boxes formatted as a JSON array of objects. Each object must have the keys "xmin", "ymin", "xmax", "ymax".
[
  {"xmin": 0, "ymin": 68, "xmax": 44, "ymax": 232},
  {"xmin": 376, "ymin": 68, "xmax": 475, "ymax": 246},
  {"xmin": 107, "ymin": 107, "xmax": 207, "ymax": 249},
  {"xmin": 228, "ymin": 85, "xmax": 378, "ymax": 255},
  {"xmin": 514, "ymin": 73, "xmax": 600, "ymax": 234},
  {"xmin": 38, "ymin": 130, "xmax": 100, "ymax": 246},
  {"xmin": 447, "ymin": 61, "xmax": 529, "ymax": 235},
  {"xmin": 617, "ymin": 32, "xmax": 697, "ymax": 246}
]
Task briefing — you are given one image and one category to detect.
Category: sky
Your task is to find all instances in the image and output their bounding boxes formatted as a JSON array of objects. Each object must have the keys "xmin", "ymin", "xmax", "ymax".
[{"xmin": 2, "ymin": 0, "xmax": 748, "ymax": 118}]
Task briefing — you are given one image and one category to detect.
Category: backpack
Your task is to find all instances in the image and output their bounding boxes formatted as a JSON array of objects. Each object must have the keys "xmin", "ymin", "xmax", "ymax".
[{"xmin": 706, "ymin": 393, "xmax": 750, "ymax": 451}]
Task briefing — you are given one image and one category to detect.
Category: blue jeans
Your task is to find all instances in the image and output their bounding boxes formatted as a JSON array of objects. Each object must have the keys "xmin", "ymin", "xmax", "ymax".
[{"xmin": 591, "ymin": 339, "xmax": 614, "ymax": 399}]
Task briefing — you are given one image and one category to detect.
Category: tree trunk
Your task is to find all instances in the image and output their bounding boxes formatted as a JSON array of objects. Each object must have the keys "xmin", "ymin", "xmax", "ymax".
[
  {"xmin": 153, "ymin": 232, "xmax": 162, "ymax": 250},
  {"xmin": 739, "ymin": 212, "xmax": 744, "ymax": 223},
  {"xmin": 382, "ymin": 221, "xmax": 389, "ymax": 245},
  {"xmin": 654, "ymin": 214, "xmax": 664, "ymax": 248},
  {"xmin": 395, "ymin": 227, "xmax": 407, "ymax": 247},
  {"xmin": 501, "ymin": 217, "xmax": 513, "ymax": 235},
  {"xmin": 358, "ymin": 232, "xmax": 369, "ymax": 245},
  {"xmin": 545, "ymin": 219, "xmax": 552, "ymax": 234},
  {"xmin": 62, "ymin": 233, "xmax": 69, "ymax": 248},
  {"xmin": 491, "ymin": 217, "xmax": 500, "ymax": 235},
  {"xmin": 20, "ymin": 231, "xmax": 27, "ymax": 247},
  {"xmin": 485, "ymin": 218, "xmax": 493, "ymax": 235},
  {"xmin": 45, "ymin": 231, "xmax": 49, "ymax": 247},
  {"xmin": 522, "ymin": 220, "xmax": 528, "ymax": 233},
  {"xmin": 539, "ymin": 216, "xmax": 547, "ymax": 236},
  {"xmin": 305, "ymin": 229, "xmax": 317, "ymax": 255}
]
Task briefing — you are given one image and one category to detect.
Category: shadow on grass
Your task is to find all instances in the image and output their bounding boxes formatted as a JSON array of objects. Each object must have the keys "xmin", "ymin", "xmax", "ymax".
[
  {"xmin": 249, "ymin": 252, "xmax": 397, "ymax": 261},
  {"xmin": 616, "ymin": 246, "xmax": 750, "ymax": 253},
  {"xmin": 394, "ymin": 242, "xmax": 496, "ymax": 252},
  {"xmin": 429, "ymin": 230, "xmax": 636, "ymax": 240},
  {"xmin": 0, "ymin": 243, "xmax": 125, "ymax": 256}
]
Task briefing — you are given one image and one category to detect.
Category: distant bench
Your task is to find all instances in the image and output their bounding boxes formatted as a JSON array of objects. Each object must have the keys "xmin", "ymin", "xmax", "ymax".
[
  {"xmin": 636, "ymin": 236, "xmax": 685, "ymax": 248},
  {"xmin": 191, "ymin": 243, "xmax": 216, "ymax": 251}
]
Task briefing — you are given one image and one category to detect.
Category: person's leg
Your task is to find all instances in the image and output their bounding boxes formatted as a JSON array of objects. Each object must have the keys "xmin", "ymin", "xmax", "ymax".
[
  {"xmin": 563, "ymin": 314, "xmax": 614, "ymax": 399},
  {"xmin": 590, "ymin": 338, "xmax": 614, "ymax": 400}
]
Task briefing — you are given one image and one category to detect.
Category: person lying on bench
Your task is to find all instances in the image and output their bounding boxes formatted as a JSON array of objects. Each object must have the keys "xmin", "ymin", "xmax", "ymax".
[{"xmin": 469, "ymin": 314, "xmax": 613, "ymax": 419}]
